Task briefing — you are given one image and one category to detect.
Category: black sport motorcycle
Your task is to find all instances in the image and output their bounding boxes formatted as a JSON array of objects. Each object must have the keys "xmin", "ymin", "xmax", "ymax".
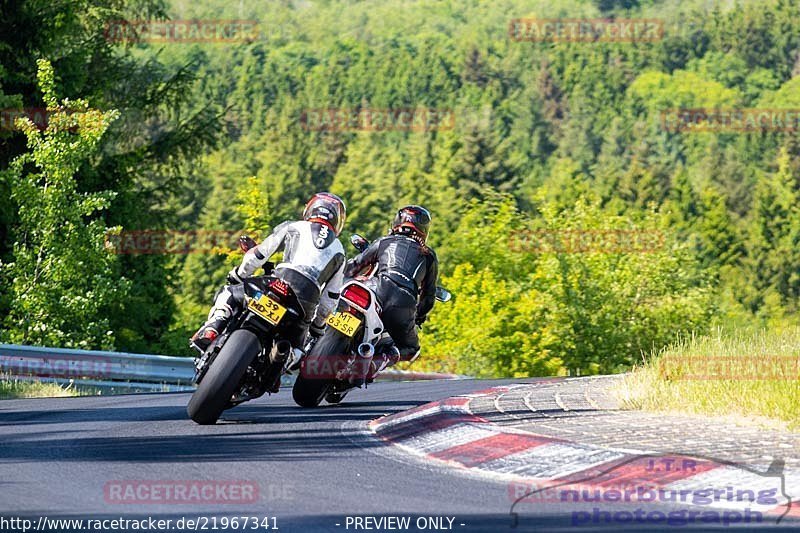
[{"xmin": 187, "ymin": 236, "xmax": 305, "ymax": 425}]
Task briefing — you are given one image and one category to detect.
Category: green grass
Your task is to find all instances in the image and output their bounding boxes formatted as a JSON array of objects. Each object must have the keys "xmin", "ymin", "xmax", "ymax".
[
  {"xmin": 0, "ymin": 375, "xmax": 81, "ymax": 399},
  {"xmin": 615, "ymin": 328, "xmax": 800, "ymax": 430}
]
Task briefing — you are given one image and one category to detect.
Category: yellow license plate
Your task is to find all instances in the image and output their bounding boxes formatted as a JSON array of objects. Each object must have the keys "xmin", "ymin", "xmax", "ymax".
[
  {"xmin": 326, "ymin": 311, "xmax": 362, "ymax": 337},
  {"xmin": 247, "ymin": 293, "xmax": 288, "ymax": 325}
]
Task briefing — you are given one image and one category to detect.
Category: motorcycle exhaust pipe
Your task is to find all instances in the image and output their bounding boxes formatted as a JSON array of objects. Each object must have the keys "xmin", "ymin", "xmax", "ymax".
[
  {"xmin": 271, "ymin": 339, "xmax": 293, "ymax": 363},
  {"xmin": 350, "ymin": 343, "xmax": 375, "ymax": 388},
  {"xmin": 357, "ymin": 343, "xmax": 374, "ymax": 359}
]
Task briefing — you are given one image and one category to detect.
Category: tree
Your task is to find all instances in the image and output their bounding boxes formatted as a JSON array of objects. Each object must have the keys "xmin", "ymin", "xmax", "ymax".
[
  {"xmin": 1, "ymin": 60, "xmax": 128, "ymax": 349},
  {"xmin": 0, "ymin": 0, "xmax": 223, "ymax": 354},
  {"xmin": 741, "ymin": 148, "xmax": 800, "ymax": 313}
]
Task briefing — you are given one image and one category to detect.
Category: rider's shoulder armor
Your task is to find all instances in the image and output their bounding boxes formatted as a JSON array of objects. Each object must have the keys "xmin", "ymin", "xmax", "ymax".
[{"xmin": 279, "ymin": 220, "xmax": 345, "ymax": 288}]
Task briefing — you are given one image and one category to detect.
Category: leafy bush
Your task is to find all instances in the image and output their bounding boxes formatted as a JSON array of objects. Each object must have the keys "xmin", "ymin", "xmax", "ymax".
[
  {"xmin": 1, "ymin": 60, "xmax": 128, "ymax": 350},
  {"xmin": 418, "ymin": 193, "xmax": 714, "ymax": 376}
]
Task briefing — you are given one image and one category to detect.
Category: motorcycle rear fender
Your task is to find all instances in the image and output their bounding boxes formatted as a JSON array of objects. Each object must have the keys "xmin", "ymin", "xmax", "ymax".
[{"xmin": 338, "ymin": 280, "xmax": 384, "ymax": 345}]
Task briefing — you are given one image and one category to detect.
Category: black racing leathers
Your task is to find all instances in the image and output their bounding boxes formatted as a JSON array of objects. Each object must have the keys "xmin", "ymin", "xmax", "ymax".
[{"xmin": 345, "ymin": 235, "xmax": 438, "ymax": 359}]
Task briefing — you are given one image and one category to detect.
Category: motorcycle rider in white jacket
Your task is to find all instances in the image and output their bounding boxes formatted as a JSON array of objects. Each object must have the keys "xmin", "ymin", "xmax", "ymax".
[{"xmin": 190, "ymin": 193, "xmax": 348, "ymax": 372}]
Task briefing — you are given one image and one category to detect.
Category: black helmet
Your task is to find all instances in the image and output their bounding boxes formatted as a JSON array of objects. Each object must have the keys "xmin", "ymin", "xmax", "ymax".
[
  {"xmin": 391, "ymin": 205, "xmax": 431, "ymax": 243},
  {"xmin": 303, "ymin": 192, "xmax": 346, "ymax": 236}
]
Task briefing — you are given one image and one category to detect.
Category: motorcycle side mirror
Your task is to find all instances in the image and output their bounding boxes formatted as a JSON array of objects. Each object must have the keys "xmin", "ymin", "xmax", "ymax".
[
  {"xmin": 350, "ymin": 234, "xmax": 369, "ymax": 252},
  {"xmin": 239, "ymin": 235, "xmax": 258, "ymax": 253},
  {"xmin": 435, "ymin": 287, "xmax": 452, "ymax": 303}
]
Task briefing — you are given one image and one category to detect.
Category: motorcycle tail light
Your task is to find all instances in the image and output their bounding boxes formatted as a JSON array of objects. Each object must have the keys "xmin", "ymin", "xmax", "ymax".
[
  {"xmin": 342, "ymin": 284, "xmax": 371, "ymax": 309},
  {"xmin": 270, "ymin": 279, "xmax": 289, "ymax": 296}
]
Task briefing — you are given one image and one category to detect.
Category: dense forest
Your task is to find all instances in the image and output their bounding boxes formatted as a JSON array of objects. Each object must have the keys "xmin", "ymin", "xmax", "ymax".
[{"xmin": 2, "ymin": 0, "xmax": 800, "ymax": 378}]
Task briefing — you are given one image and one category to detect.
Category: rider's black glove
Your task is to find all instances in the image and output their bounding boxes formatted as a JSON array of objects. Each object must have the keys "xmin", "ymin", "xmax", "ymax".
[{"xmin": 415, "ymin": 315, "xmax": 427, "ymax": 326}]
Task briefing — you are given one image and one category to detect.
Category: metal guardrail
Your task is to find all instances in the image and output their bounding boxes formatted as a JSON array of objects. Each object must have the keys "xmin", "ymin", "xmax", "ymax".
[
  {"xmin": 0, "ymin": 343, "xmax": 465, "ymax": 394},
  {"xmin": 0, "ymin": 344, "xmax": 195, "ymax": 392}
]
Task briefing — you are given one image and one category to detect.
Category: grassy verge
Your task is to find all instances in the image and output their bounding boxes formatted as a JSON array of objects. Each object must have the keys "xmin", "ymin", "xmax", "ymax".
[
  {"xmin": 615, "ymin": 328, "xmax": 800, "ymax": 430},
  {"xmin": 0, "ymin": 375, "xmax": 81, "ymax": 399}
]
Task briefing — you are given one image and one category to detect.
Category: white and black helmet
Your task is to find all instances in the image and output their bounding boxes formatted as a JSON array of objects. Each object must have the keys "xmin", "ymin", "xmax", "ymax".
[{"xmin": 303, "ymin": 192, "xmax": 346, "ymax": 236}]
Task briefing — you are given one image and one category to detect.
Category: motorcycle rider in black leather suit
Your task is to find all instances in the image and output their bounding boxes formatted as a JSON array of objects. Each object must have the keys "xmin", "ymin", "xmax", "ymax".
[{"xmin": 344, "ymin": 205, "xmax": 438, "ymax": 367}]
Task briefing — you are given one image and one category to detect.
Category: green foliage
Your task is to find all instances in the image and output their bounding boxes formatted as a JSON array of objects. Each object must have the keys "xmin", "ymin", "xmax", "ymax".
[
  {"xmin": 1, "ymin": 60, "xmax": 128, "ymax": 349},
  {"xmin": 2, "ymin": 0, "xmax": 800, "ymax": 384},
  {"xmin": 420, "ymin": 194, "xmax": 713, "ymax": 377},
  {"xmin": 627, "ymin": 70, "xmax": 742, "ymax": 112},
  {"xmin": 0, "ymin": 0, "xmax": 221, "ymax": 353},
  {"xmin": 421, "ymin": 262, "xmax": 562, "ymax": 378},
  {"xmin": 740, "ymin": 148, "xmax": 800, "ymax": 313}
]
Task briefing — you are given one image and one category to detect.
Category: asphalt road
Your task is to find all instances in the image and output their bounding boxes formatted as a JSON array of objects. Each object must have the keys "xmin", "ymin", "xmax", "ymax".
[{"xmin": 0, "ymin": 379, "xmax": 795, "ymax": 532}]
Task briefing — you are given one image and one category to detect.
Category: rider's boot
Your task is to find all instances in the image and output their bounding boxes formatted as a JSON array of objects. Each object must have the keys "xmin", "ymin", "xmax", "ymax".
[
  {"xmin": 190, "ymin": 318, "xmax": 226, "ymax": 352},
  {"xmin": 189, "ymin": 298, "xmax": 234, "ymax": 352}
]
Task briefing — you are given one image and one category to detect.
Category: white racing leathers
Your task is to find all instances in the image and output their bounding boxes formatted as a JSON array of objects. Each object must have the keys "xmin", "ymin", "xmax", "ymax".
[{"xmin": 204, "ymin": 220, "xmax": 346, "ymax": 347}]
